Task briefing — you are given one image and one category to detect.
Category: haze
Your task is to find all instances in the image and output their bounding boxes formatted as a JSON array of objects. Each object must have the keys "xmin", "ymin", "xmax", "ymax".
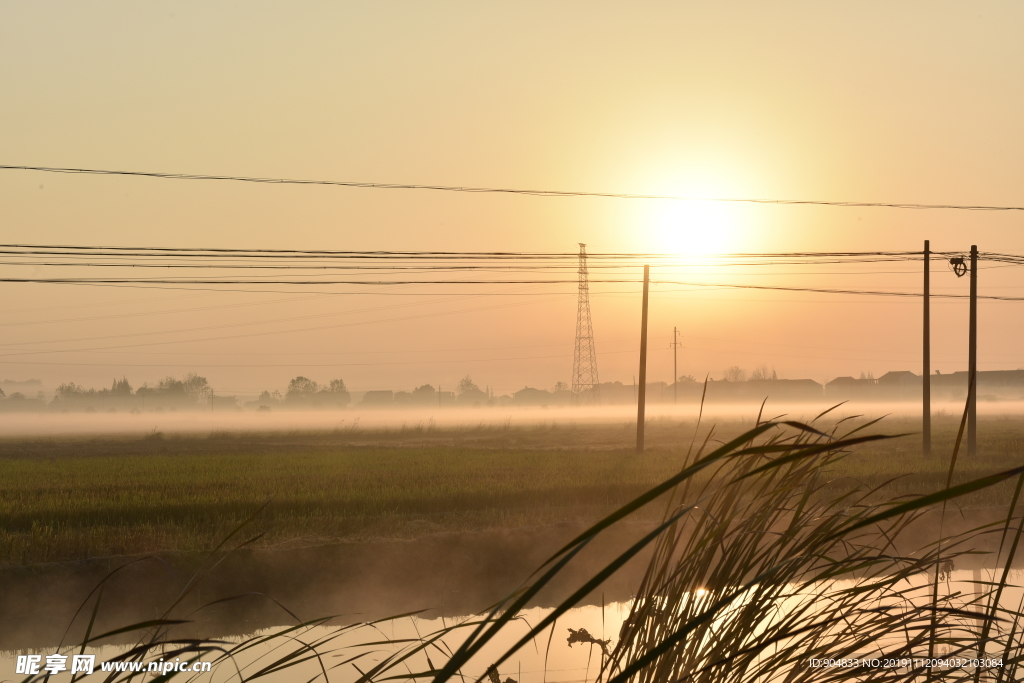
[{"xmin": 2, "ymin": 2, "xmax": 1024, "ymax": 402}]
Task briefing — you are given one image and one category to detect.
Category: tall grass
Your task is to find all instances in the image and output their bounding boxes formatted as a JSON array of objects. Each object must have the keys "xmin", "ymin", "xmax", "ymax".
[
  {"xmin": 430, "ymin": 407, "xmax": 1024, "ymax": 681},
  {"xmin": 596, "ymin": 412, "xmax": 1024, "ymax": 682},
  {"xmin": 14, "ymin": 407, "xmax": 1024, "ymax": 682}
]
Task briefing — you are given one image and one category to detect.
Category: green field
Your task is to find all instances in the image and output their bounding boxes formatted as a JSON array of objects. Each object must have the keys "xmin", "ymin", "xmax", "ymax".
[{"xmin": 2, "ymin": 415, "xmax": 1023, "ymax": 565}]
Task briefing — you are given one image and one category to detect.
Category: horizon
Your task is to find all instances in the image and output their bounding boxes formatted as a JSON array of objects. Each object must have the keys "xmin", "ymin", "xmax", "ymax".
[{"xmin": 6, "ymin": 361, "xmax": 1024, "ymax": 402}]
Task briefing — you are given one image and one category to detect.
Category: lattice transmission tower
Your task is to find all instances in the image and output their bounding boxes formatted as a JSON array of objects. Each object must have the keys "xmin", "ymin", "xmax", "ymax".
[{"xmin": 571, "ymin": 243, "xmax": 601, "ymax": 405}]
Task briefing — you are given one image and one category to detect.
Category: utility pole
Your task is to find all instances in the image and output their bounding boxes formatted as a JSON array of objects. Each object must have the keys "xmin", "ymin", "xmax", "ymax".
[
  {"xmin": 923, "ymin": 240, "xmax": 931, "ymax": 457},
  {"xmin": 671, "ymin": 326, "xmax": 681, "ymax": 405},
  {"xmin": 636, "ymin": 265, "xmax": 650, "ymax": 454},
  {"xmin": 968, "ymin": 245, "xmax": 978, "ymax": 456}
]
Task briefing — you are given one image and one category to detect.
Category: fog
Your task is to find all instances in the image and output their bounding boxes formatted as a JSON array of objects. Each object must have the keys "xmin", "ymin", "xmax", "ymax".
[{"xmin": 1, "ymin": 400, "xmax": 1019, "ymax": 438}]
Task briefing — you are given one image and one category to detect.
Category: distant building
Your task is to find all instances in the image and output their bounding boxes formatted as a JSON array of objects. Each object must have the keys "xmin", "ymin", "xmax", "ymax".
[
  {"xmin": 877, "ymin": 371, "xmax": 921, "ymax": 400},
  {"xmin": 360, "ymin": 390, "xmax": 394, "ymax": 407},
  {"xmin": 456, "ymin": 387, "xmax": 489, "ymax": 407},
  {"xmin": 0, "ymin": 379, "xmax": 43, "ymax": 395},
  {"xmin": 933, "ymin": 370, "xmax": 1024, "ymax": 401},
  {"xmin": 211, "ymin": 395, "xmax": 239, "ymax": 411},
  {"xmin": 596, "ymin": 381, "xmax": 635, "ymax": 405},
  {"xmin": 645, "ymin": 381, "xmax": 669, "ymax": 403},
  {"xmin": 666, "ymin": 380, "xmax": 706, "ymax": 403},
  {"xmin": 513, "ymin": 387, "xmax": 553, "ymax": 406},
  {"xmin": 551, "ymin": 388, "xmax": 572, "ymax": 405},
  {"xmin": 825, "ymin": 376, "xmax": 877, "ymax": 400},
  {"xmin": 974, "ymin": 370, "xmax": 1024, "ymax": 399},
  {"xmin": 744, "ymin": 379, "xmax": 823, "ymax": 401},
  {"xmin": 708, "ymin": 378, "xmax": 823, "ymax": 402},
  {"xmin": 877, "ymin": 371, "xmax": 918, "ymax": 385},
  {"xmin": 409, "ymin": 384, "xmax": 437, "ymax": 405}
]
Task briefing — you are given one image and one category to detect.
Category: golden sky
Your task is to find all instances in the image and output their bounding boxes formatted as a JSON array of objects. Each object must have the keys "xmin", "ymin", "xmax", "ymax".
[{"xmin": 1, "ymin": 2, "xmax": 1023, "ymax": 397}]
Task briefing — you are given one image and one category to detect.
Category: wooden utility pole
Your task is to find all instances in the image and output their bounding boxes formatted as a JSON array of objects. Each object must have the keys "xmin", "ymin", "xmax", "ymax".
[
  {"xmin": 636, "ymin": 265, "xmax": 650, "ymax": 453},
  {"xmin": 672, "ymin": 326, "xmax": 680, "ymax": 405},
  {"xmin": 968, "ymin": 245, "xmax": 978, "ymax": 456},
  {"xmin": 923, "ymin": 240, "xmax": 931, "ymax": 457}
]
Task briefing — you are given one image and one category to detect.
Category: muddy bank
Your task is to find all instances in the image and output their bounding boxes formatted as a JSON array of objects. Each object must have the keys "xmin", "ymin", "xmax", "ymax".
[{"xmin": 0, "ymin": 521, "xmax": 654, "ymax": 651}]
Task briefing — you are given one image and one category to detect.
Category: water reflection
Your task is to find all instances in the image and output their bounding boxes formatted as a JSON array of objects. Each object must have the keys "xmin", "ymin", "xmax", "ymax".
[
  {"xmin": 4, "ymin": 568, "xmax": 1021, "ymax": 682},
  {"xmin": 1, "ymin": 603, "xmax": 630, "ymax": 683}
]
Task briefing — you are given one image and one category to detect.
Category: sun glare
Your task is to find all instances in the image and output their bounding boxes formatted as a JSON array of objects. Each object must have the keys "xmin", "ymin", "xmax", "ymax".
[
  {"xmin": 630, "ymin": 170, "xmax": 747, "ymax": 258},
  {"xmin": 651, "ymin": 199, "xmax": 741, "ymax": 257}
]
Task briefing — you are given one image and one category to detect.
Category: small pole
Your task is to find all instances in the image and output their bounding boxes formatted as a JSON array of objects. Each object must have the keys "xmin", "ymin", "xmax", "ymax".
[
  {"xmin": 637, "ymin": 265, "xmax": 650, "ymax": 453},
  {"xmin": 672, "ymin": 326, "xmax": 679, "ymax": 405},
  {"xmin": 923, "ymin": 240, "xmax": 931, "ymax": 457},
  {"xmin": 968, "ymin": 245, "xmax": 978, "ymax": 456}
]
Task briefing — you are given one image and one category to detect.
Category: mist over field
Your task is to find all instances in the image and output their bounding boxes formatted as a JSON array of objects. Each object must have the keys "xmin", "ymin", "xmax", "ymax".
[{"xmin": 4, "ymin": 400, "xmax": 1024, "ymax": 438}]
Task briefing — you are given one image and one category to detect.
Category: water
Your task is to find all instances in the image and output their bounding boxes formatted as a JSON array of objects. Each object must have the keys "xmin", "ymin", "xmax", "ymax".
[
  {"xmin": 3, "ymin": 569, "xmax": 1020, "ymax": 682},
  {"xmin": 0, "ymin": 603, "xmax": 630, "ymax": 683}
]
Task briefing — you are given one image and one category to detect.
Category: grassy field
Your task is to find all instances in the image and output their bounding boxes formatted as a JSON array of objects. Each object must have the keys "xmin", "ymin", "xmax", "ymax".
[{"xmin": 1, "ymin": 414, "xmax": 1023, "ymax": 565}]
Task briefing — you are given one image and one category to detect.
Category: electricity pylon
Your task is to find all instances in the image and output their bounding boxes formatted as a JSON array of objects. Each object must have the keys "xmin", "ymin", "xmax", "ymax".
[{"xmin": 571, "ymin": 243, "xmax": 601, "ymax": 405}]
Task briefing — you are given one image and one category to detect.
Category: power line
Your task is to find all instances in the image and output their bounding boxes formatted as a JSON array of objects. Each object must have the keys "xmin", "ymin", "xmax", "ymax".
[
  {"xmin": 3, "ymin": 276, "xmax": 1022, "ymax": 300},
  {"xmin": 0, "ymin": 294, "xmax": 341, "ymax": 328},
  {"xmin": 0, "ymin": 243, "xmax": 923, "ymax": 259},
  {"xmin": 0, "ymin": 290, "xmax": 528, "ymax": 347},
  {"xmin": 0, "ymin": 277, "xmax": 654, "ymax": 284},
  {"xmin": 0, "ymin": 349, "xmax": 645, "ymax": 368},
  {"xmin": 0, "ymin": 295, "xmax": 575, "ymax": 357},
  {"xmin": 0, "ymin": 260, "xmax": 933, "ymax": 271},
  {"xmin": 652, "ymin": 280, "xmax": 1024, "ymax": 301},
  {"xmin": 5, "ymin": 245, "xmax": 1022, "ymax": 271},
  {"xmin": 3, "ymin": 164, "xmax": 1024, "ymax": 211},
  {"xmin": 0, "ymin": 248, "xmax": 974, "ymax": 281}
]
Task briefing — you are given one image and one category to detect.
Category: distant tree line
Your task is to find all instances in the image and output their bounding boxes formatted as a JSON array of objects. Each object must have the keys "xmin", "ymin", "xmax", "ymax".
[
  {"xmin": 720, "ymin": 364, "xmax": 778, "ymax": 383},
  {"xmin": 0, "ymin": 373, "xmax": 220, "ymax": 413},
  {"xmin": 253, "ymin": 376, "xmax": 351, "ymax": 409},
  {"xmin": 2, "ymin": 365, "xmax": 840, "ymax": 415}
]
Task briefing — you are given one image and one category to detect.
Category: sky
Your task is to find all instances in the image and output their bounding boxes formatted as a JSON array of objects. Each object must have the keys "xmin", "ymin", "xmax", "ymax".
[{"xmin": 1, "ymin": 1, "xmax": 1023, "ymax": 398}]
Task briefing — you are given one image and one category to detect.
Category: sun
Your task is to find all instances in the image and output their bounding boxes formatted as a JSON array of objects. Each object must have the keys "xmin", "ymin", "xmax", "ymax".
[
  {"xmin": 627, "ymin": 168, "xmax": 748, "ymax": 258},
  {"xmin": 649, "ymin": 199, "xmax": 741, "ymax": 257}
]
